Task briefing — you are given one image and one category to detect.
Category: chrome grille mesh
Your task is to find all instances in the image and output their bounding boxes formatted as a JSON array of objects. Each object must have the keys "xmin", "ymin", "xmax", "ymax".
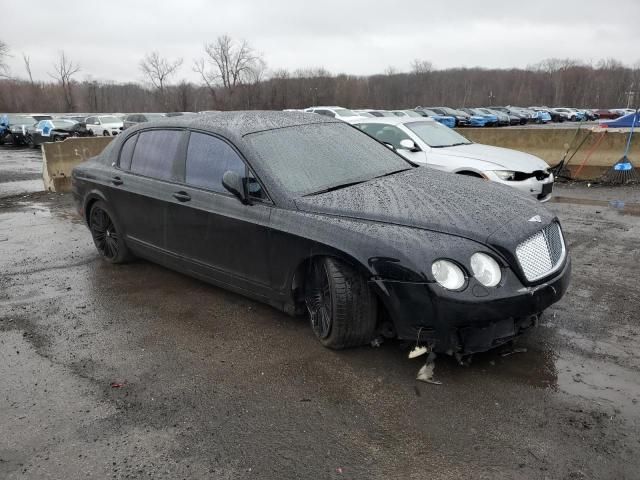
[{"xmin": 516, "ymin": 223, "xmax": 566, "ymax": 281}]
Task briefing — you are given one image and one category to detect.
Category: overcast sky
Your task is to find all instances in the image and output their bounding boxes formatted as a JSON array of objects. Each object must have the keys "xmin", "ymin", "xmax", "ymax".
[{"xmin": 2, "ymin": 0, "xmax": 639, "ymax": 83}]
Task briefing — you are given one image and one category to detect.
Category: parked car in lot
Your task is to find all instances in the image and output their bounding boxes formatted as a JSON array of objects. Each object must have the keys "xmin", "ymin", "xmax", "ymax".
[
  {"xmin": 493, "ymin": 107, "xmax": 529, "ymax": 125},
  {"xmin": 72, "ymin": 111, "xmax": 570, "ymax": 355},
  {"xmin": 460, "ymin": 108, "xmax": 499, "ymax": 126},
  {"xmin": 27, "ymin": 119, "xmax": 94, "ymax": 147},
  {"xmin": 350, "ymin": 116, "xmax": 554, "ymax": 201},
  {"xmin": 593, "ymin": 109, "xmax": 620, "ymax": 120},
  {"xmin": 426, "ymin": 107, "xmax": 487, "ymax": 127},
  {"xmin": 551, "ymin": 108, "xmax": 584, "ymax": 122},
  {"xmin": 475, "ymin": 108, "xmax": 510, "ymax": 126},
  {"xmin": 412, "ymin": 108, "xmax": 457, "ymax": 128},
  {"xmin": 123, "ymin": 113, "xmax": 167, "ymax": 129},
  {"xmin": 353, "ymin": 109, "xmax": 394, "ymax": 117},
  {"xmin": 85, "ymin": 115, "xmax": 124, "ymax": 136},
  {"xmin": 1, "ymin": 114, "xmax": 37, "ymax": 144},
  {"xmin": 304, "ymin": 106, "xmax": 364, "ymax": 121}
]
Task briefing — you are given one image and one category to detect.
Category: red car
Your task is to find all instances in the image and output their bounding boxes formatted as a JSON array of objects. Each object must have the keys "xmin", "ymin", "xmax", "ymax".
[{"xmin": 593, "ymin": 109, "xmax": 621, "ymax": 120}]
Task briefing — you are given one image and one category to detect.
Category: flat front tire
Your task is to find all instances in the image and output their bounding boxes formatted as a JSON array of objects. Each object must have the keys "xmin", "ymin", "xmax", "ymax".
[
  {"xmin": 304, "ymin": 257, "xmax": 377, "ymax": 349},
  {"xmin": 89, "ymin": 201, "xmax": 132, "ymax": 264}
]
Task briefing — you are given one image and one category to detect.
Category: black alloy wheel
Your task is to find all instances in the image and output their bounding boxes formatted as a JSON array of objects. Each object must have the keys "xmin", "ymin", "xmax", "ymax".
[
  {"xmin": 89, "ymin": 202, "xmax": 132, "ymax": 264},
  {"xmin": 306, "ymin": 260, "xmax": 333, "ymax": 340},
  {"xmin": 304, "ymin": 257, "xmax": 377, "ymax": 349}
]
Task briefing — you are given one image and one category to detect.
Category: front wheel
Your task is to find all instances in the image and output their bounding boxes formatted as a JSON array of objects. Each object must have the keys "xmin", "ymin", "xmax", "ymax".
[
  {"xmin": 89, "ymin": 201, "xmax": 132, "ymax": 264},
  {"xmin": 103, "ymin": 130, "xmax": 110, "ymax": 137},
  {"xmin": 25, "ymin": 134, "xmax": 36, "ymax": 148},
  {"xmin": 304, "ymin": 257, "xmax": 377, "ymax": 349}
]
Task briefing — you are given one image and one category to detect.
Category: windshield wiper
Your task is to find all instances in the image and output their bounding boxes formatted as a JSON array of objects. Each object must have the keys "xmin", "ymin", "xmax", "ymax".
[
  {"xmin": 373, "ymin": 168, "xmax": 412, "ymax": 179},
  {"xmin": 303, "ymin": 180, "xmax": 369, "ymax": 197},
  {"xmin": 450, "ymin": 142, "xmax": 471, "ymax": 146}
]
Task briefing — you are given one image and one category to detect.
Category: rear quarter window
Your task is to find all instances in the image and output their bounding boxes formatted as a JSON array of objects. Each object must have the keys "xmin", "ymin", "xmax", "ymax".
[{"xmin": 119, "ymin": 134, "xmax": 138, "ymax": 170}]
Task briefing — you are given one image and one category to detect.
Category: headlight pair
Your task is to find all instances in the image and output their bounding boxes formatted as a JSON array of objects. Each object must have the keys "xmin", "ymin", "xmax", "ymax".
[{"xmin": 431, "ymin": 253, "xmax": 501, "ymax": 290}]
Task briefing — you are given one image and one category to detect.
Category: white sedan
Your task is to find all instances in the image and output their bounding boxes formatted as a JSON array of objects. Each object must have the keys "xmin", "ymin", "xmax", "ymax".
[
  {"xmin": 84, "ymin": 115, "xmax": 124, "ymax": 136},
  {"xmin": 350, "ymin": 116, "xmax": 554, "ymax": 202},
  {"xmin": 304, "ymin": 106, "xmax": 364, "ymax": 122}
]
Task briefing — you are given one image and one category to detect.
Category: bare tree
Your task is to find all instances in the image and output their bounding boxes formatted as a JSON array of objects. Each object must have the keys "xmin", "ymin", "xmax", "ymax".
[
  {"xmin": 48, "ymin": 51, "xmax": 80, "ymax": 111},
  {"xmin": 195, "ymin": 35, "xmax": 265, "ymax": 97},
  {"xmin": 0, "ymin": 40, "xmax": 10, "ymax": 78},
  {"xmin": 22, "ymin": 53, "xmax": 34, "ymax": 84},
  {"xmin": 139, "ymin": 51, "xmax": 183, "ymax": 108},
  {"xmin": 411, "ymin": 59, "xmax": 433, "ymax": 75}
]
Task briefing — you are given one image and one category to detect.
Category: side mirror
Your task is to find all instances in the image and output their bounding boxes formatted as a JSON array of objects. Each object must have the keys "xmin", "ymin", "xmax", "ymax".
[
  {"xmin": 399, "ymin": 139, "xmax": 420, "ymax": 152},
  {"xmin": 222, "ymin": 170, "xmax": 249, "ymax": 204}
]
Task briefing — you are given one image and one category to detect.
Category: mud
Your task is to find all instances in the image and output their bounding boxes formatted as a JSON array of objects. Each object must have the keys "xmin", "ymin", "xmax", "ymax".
[{"xmin": 1, "ymin": 147, "xmax": 639, "ymax": 479}]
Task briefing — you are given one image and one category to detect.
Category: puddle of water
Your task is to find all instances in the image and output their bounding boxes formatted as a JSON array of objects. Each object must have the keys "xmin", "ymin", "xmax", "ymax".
[{"xmin": 552, "ymin": 196, "xmax": 640, "ymax": 216}]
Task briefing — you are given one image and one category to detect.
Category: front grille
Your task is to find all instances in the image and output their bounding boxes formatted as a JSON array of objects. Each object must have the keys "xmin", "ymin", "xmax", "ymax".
[{"xmin": 515, "ymin": 223, "xmax": 566, "ymax": 282}]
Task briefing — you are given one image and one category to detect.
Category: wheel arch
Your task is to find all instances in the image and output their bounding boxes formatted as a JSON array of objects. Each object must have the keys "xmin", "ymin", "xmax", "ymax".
[{"xmin": 83, "ymin": 190, "xmax": 109, "ymax": 226}]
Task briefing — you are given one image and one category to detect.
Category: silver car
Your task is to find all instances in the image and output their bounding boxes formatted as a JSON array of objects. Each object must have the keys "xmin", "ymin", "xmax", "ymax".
[{"xmin": 350, "ymin": 116, "xmax": 554, "ymax": 202}]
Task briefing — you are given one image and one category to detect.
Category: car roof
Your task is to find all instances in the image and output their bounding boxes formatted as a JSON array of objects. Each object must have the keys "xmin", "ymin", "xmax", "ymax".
[
  {"xmin": 350, "ymin": 116, "xmax": 435, "ymax": 126},
  {"xmin": 123, "ymin": 110, "xmax": 340, "ymax": 139}
]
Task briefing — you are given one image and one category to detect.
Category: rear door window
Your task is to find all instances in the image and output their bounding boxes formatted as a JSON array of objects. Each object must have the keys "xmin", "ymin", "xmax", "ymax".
[
  {"xmin": 130, "ymin": 130, "xmax": 184, "ymax": 181},
  {"xmin": 185, "ymin": 132, "xmax": 245, "ymax": 193}
]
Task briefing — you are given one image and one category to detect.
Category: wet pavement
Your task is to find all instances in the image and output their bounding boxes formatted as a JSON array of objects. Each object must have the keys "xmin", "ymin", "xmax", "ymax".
[{"xmin": 1, "ymin": 145, "xmax": 639, "ymax": 479}]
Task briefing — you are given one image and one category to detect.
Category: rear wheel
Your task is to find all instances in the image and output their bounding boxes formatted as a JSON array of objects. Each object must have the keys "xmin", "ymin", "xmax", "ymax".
[
  {"xmin": 304, "ymin": 257, "xmax": 377, "ymax": 349},
  {"xmin": 89, "ymin": 201, "xmax": 132, "ymax": 264},
  {"xmin": 26, "ymin": 134, "xmax": 36, "ymax": 148}
]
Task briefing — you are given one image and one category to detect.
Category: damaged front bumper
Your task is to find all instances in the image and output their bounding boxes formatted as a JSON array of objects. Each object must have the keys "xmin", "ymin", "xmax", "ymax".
[{"xmin": 371, "ymin": 257, "xmax": 571, "ymax": 355}]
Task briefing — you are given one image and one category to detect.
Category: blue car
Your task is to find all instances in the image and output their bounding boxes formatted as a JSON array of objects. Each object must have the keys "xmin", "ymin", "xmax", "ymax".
[
  {"xmin": 461, "ymin": 108, "xmax": 498, "ymax": 126},
  {"xmin": 468, "ymin": 114, "xmax": 488, "ymax": 127},
  {"xmin": 414, "ymin": 108, "xmax": 456, "ymax": 128}
]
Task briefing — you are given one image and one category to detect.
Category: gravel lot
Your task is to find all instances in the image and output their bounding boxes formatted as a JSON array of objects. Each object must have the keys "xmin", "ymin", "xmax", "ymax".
[{"xmin": 1, "ymin": 145, "xmax": 639, "ymax": 479}]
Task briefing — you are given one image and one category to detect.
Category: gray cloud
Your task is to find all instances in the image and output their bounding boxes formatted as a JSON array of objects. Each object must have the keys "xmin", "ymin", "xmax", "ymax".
[{"xmin": 3, "ymin": 0, "xmax": 639, "ymax": 82}]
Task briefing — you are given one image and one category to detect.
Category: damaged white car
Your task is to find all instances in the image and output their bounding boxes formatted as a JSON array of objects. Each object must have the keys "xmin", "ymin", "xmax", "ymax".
[{"xmin": 351, "ymin": 117, "xmax": 554, "ymax": 202}]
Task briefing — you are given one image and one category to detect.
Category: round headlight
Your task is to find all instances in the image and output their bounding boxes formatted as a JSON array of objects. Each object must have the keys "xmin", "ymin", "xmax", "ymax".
[
  {"xmin": 431, "ymin": 260, "xmax": 466, "ymax": 290},
  {"xmin": 470, "ymin": 253, "xmax": 501, "ymax": 287}
]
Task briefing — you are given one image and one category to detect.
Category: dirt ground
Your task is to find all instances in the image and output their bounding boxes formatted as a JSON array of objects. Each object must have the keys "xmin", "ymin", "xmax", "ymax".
[{"xmin": 1, "ymin": 145, "xmax": 639, "ymax": 479}]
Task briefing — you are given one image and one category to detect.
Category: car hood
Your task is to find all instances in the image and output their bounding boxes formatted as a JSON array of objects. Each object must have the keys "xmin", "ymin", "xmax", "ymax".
[
  {"xmin": 434, "ymin": 143, "xmax": 550, "ymax": 172},
  {"xmin": 294, "ymin": 167, "xmax": 553, "ymax": 246}
]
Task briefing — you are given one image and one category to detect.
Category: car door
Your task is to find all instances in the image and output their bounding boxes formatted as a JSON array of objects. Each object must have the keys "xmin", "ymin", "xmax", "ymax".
[
  {"xmin": 165, "ymin": 131, "xmax": 272, "ymax": 297},
  {"xmin": 108, "ymin": 129, "xmax": 188, "ymax": 257}
]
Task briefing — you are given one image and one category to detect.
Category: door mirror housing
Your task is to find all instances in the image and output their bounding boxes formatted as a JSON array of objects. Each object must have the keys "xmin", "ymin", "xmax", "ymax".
[
  {"xmin": 222, "ymin": 170, "xmax": 249, "ymax": 204},
  {"xmin": 399, "ymin": 139, "xmax": 420, "ymax": 152}
]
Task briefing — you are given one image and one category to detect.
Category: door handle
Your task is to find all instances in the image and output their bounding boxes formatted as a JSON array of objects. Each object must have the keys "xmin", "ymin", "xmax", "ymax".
[
  {"xmin": 173, "ymin": 191, "xmax": 191, "ymax": 202},
  {"xmin": 111, "ymin": 176, "xmax": 123, "ymax": 186}
]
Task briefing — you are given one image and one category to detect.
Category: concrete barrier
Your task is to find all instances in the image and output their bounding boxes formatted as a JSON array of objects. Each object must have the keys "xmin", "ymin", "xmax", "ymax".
[
  {"xmin": 42, "ymin": 137, "xmax": 113, "ymax": 192},
  {"xmin": 455, "ymin": 127, "xmax": 638, "ymax": 180}
]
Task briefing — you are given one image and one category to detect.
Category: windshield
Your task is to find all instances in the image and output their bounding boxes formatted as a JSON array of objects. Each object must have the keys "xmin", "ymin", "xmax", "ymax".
[
  {"xmin": 8, "ymin": 115, "xmax": 36, "ymax": 125},
  {"xmin": 440, "ymin": 107, "xmax": 463, "ymax": 116},
  {"xmin": 145, "ymin": 113, "xmax": 166, "ymax": 120},
  {"xmin": 405, "ymin": 121, "xmax": 472, "ymax": 148},
  {"xmin": 403, "ymin": 110, "xmax": 422, "ymax": 117},
  {"xmin": 246, "ymin": 123, "xmax": 410, "ymax": 195},
  {"xmin": 51, "ymin": 120, "xmax": 76, "ymax": 128},
  {"xmin": 99, "ymin": 116, "xmax": 121, "ymax": 123},
  {"xmin": 333, "ymin": 109, "xmax": 357, "ymax": 117}
]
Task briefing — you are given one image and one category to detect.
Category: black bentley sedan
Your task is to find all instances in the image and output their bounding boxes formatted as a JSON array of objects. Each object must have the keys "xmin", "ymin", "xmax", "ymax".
[{"xmin": 72, "ymin": 112, "xmax": 570, "ymax": 355}]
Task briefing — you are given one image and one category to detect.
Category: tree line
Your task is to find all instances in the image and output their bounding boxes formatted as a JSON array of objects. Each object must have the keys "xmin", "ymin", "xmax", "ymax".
[{"xmin": 0, "ymin": 37, "xmax": 638, "ymax": 113}]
